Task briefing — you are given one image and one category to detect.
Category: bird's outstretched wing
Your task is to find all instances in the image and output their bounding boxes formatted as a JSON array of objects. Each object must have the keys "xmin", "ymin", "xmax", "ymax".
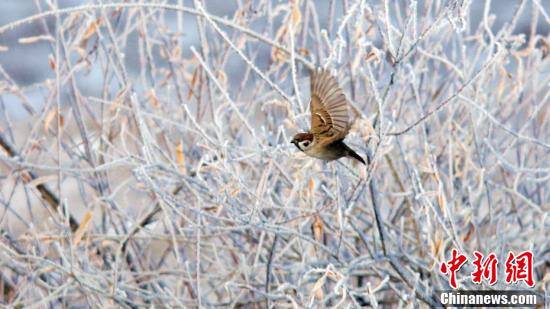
[{"xmin": 309, "ymin": 68, "xmax": 350, "ymax": 145}]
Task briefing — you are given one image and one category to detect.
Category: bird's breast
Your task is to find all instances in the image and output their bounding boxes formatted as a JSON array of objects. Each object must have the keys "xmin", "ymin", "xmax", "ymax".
[{"xmin": 304, "ymin": 142, "xmax": 348, "ymax": 161}]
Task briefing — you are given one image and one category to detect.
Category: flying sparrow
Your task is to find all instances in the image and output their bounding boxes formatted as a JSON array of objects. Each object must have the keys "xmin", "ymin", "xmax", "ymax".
[{"xmin": 291, "ymin": 68, "xmax": 365, "ymax": 165}]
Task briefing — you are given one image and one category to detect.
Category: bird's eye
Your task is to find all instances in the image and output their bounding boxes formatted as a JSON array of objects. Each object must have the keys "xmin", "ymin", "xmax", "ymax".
[{"xmin": 300, "ymin": 140, "xmax": 310, "ymax": 148}]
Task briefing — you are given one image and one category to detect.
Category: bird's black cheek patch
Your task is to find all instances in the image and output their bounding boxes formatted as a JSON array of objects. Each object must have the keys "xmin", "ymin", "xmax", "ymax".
[{"xmin": 291, "ymin": 143, "xmax": 304, "ymax": 152}]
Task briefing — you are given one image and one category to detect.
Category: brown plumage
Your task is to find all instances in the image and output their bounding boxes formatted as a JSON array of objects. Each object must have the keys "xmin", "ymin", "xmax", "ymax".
[{"xmin": 291, "ymin": 68, "xmax": 365, "ymax": 165}]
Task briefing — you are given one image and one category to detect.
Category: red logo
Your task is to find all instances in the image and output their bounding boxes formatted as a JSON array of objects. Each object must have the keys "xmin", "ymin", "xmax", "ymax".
[
  {"xmin": 471, "ymin": 251, "xmax": 498, "ymax": 285},
  {"xmin": 440, "ymin": 249, "xmax": 535, "ymax": 288},
  {"xmin": 505, "ymin": 251, "xmax": 535, "ymax": 287},
  {"xmin": 440, "ymin": 248, "xmax": 468, "ymax": 289}
]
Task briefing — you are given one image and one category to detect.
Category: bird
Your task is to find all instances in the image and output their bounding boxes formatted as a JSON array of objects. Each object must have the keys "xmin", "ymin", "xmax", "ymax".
[{"xmin": 291, "ymin": 68, "xmax": 365, "ymax": 165}]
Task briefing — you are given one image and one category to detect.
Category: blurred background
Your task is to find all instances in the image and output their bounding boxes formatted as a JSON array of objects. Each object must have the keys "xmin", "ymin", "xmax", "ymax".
[{"xmin": 0, "ymin": 0, "xmax": 548, "ymax": 118}]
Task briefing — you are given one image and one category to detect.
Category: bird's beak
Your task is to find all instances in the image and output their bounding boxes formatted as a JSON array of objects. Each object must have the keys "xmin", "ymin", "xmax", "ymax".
[{"xmin": 290, "ymin": 139, "xmax": 302, "ymax": 151}]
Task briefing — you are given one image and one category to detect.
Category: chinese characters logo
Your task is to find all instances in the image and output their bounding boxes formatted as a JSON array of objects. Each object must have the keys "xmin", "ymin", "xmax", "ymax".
[{"xmin": 440, "ymin": 249, "xmax": 534, "ymax": 289}]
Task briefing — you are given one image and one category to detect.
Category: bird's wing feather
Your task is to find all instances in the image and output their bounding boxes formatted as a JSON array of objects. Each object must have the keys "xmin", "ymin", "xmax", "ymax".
[{"xmin": 309, "ymin": 68, "xmax": 350, "ymax": 145}]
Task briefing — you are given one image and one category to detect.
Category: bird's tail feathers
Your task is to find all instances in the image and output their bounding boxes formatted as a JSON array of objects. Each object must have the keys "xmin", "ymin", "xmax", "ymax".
[{"xmin": 347, "ymin": 148, "xmax": 366, "ymax": 165}]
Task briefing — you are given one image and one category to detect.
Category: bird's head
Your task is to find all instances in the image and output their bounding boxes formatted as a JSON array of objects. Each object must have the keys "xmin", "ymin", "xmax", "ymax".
[{"xmin": 291, "ymin": 132, "xmax": 314, "ymax": 152}]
